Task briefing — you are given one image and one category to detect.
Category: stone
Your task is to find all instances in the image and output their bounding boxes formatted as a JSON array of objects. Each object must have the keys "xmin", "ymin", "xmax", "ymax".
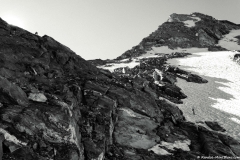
[
  {"xmin": 205, "ymin": 121, "xmax": 226, "ymax": 132},
  {"xmin": 157, "ymin": 97, "xmax": 184, "ymax": 122},
  {"xmin": 234, "ymin": 53, "xmax": 240, "ymax": 60},
  {"xmin": 32, "ymin": 142, "xmax": 38, "ymax": 150},
  {"xmin": 0, "ymin": 76, "xmax": 29, "ymax": 106},
  {"xmin": 28, "ymin": 93, "xmax": 47, "ymax": 102},
  {"xmin": 39, "ymin": 140, "xmax": 47, "ymax": 148},
  {"xmin": 187, "ymin": 74, "xmax": 208, "ymax": 83},
  {"xmin": 200, "ymin": 131, "xmax": 235, "ymax": 156}
]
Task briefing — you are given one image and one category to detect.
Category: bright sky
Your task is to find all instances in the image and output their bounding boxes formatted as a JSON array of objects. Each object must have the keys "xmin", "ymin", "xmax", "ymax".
[{"xmin": 0, "ymin": 0, "xmax": 240, "ymax": 60}]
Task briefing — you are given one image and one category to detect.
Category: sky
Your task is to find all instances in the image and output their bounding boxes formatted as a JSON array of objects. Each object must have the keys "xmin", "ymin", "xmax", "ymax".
[{"xmin": 0, "ymin": 0, "xmax": 240, "ymax": 60}]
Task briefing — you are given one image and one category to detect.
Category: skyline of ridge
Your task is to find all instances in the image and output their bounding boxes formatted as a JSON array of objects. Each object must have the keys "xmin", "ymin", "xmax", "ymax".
[{"xmin": 0, "ymin": 0, "xmax": 240, "ymax": 60}]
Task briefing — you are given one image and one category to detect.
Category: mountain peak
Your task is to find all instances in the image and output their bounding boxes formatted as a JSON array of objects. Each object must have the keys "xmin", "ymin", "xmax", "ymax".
[{"xmin": 115, "ymin": 12, "xmax": 240, "ymax": 60}]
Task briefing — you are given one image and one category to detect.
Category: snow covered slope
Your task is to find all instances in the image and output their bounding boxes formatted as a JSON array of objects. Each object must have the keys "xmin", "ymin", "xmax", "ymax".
[{"xmin": 168, "ymin": 51, "xmax": 240, "ymax": 140}]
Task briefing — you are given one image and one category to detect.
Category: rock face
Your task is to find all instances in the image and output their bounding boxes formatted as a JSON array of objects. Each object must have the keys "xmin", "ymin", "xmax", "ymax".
[{"xmin": 0, "ymin": 13, "xmax": 240, "ymax": 160}]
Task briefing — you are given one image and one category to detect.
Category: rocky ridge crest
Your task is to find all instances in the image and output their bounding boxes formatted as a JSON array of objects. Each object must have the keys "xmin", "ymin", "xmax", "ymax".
[{"xmin": 116, "ymin": 12, "xmax": 240, "ymax": 60}]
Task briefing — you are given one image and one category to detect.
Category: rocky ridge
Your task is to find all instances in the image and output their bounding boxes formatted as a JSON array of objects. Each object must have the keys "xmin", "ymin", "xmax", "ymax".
[
  {"xmin": 0, "ymin": 13, "xmax": 240, "ymax": 160},
  {"xmin": 116, "ymin": 12, "xmax": 240, "ymax": 60}
]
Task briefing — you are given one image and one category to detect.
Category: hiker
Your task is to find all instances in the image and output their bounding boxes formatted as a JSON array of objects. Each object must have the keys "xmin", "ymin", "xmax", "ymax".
[{"xmin": 192, "ymin": 107, "xmax": 195, "ymax": 115}]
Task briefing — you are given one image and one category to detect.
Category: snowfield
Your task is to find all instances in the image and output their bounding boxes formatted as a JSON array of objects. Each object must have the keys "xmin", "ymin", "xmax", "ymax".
[
  {"xmin": 168, "ymin": 51, "xmax": 240, "ymax": 140},
  {"xmin": 144, "ymin": 46, "xmax": 208, "ymax": 55},
  {"xmin": 97, "ymin": 59, "xmax": 140, "ymax": 72}
]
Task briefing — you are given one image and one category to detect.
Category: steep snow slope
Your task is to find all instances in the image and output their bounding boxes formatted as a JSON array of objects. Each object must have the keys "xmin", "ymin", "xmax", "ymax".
[{"xmin": 168, "ymin": 51, "xmax": 240, "ymax": 140}]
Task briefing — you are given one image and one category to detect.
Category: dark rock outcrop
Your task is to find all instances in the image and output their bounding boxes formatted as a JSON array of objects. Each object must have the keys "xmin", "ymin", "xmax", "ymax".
[{"xmin": 205, "ymin": 121, "xmax": 226, "ymax": 132}]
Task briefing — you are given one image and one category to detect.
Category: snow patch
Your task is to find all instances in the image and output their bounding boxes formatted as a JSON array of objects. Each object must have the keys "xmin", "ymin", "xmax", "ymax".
[
  {"xmin": 168, "ymin": 51, "xmax": 240, "ymax": 140},
  {"xmin": 99, "ymin": 46, "xmax": 208, "ymax": 73},
  {"xmin": 159, "ymin": 140, "xmax": 191, "ymax": 151},
  {"xmin": 142, "ymin": 46, "xmax": 208, "ymax": 55},
  {"xmin": 120, "ymin": 58, "xmax": 130, "ymax": 62},
  {"xmin": 148, "ymin": 140, "xmax": 191, "ymax": 155},
  {"xmin": 230, "ymin": 117, "xmax": 240, "ymax": 124},
  {"xmin": 218, "ymin": 29, "xmax": 240, "ymax": 50},
  {"xmin": 148, "ymin": 144, "xmax": 171, "ymax": 155},
  {"xmin": 97, "ymin": 59, "xmax": 140, "ymax": 72},
  {"xmin": 184, "ymin": 17, "xmax": 201, "ymax": 27}
]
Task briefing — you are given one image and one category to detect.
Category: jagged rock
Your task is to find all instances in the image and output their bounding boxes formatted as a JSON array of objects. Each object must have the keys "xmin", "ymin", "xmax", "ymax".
[
  {"xmin": 114, "ymin": 108, "xmax": 160, "ymax": 149},
  {"xmin": 234, "ymin": 53, "xmax": 240, "ymax": 60},
  {"xmin": 205, "ymin": 121, "xmax": 226, "ymax": 132},
  {"xmin": 165, "ymin": 65, "xmax": 208, "ymax": 83},
  {"xmin": 199, "ymin": 129, "xmax": 235, "ymax": 156},
  {"xmin": 187, "ymin": 73, "xmax": 208, "ymax": 83},
  {"xmin": 83, "ymin": 139, "xmax": 105, "ymax": 160},
  {"xmin": 28, "ymin": 93, "xmax": 47, "ymax": 102},
  {"xmin": 218, "ymin": 134, "xmax": 240, "ymax": 156},
  {"xmin": 4, "ymin": 141, "xmax": 21, "ymax": 153},
  {"xmin": 163, "ymin": 83, "xmax": 187, "ymax": 99},
  {"xmin": 0, "ymin": 76, "xmax": 29, "ymax": 106},
  {"xmin": 165, "ymin": 65, "xmax": 188, "ymax": 75},
  {"xmin": 198, "ymin": 29, "xmax": 217, "ymax": 46},
  {"xmin": 153, "ymin": 69, "xmax": 176, "ymax": 84},
  {"xmin": 157, "ymin": 97, "xmax": 184, "ymax": 122}
]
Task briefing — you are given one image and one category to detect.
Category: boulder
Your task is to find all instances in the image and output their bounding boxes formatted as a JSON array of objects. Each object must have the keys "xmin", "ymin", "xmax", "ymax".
[
  {"xmin": 199, "ymin": 129, "xmax": 235, "ymax": 156},
  {"xmin": 0, "ymin": 76, "xmax": 29, "ymax": 106},
  {"xmin": 187, "ymin": 74, "xmax": 208, "ymax": 83},
  {"xmin": 205, "ymin": 121, "xmax": 226, "ymax": 132},
  {"xmin": 28, "ymin": 93, "xmax": 47, "ymax": 102},
  {"xmin": 234, "ymin": 53, "xmax": 240, "ymax": 60}
]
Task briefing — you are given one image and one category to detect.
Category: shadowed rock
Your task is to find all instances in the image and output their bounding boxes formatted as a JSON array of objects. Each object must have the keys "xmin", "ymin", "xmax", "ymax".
[
  {"xmin": 0, "ymin": 76, "xmax": 29, "ymax": 106},
  {"xmin": 205, "ymin": 121, "xmax": 226, "ymax": 132}
]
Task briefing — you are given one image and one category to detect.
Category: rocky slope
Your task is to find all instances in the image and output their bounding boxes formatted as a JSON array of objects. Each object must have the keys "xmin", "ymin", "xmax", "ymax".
[
  {"xmin": 116, "ymin": 12, "xmax": 240, "ymax": 60},
  {"xmin": 0, "ymin": 13, "xmax": 240, "ymax": 160}
]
